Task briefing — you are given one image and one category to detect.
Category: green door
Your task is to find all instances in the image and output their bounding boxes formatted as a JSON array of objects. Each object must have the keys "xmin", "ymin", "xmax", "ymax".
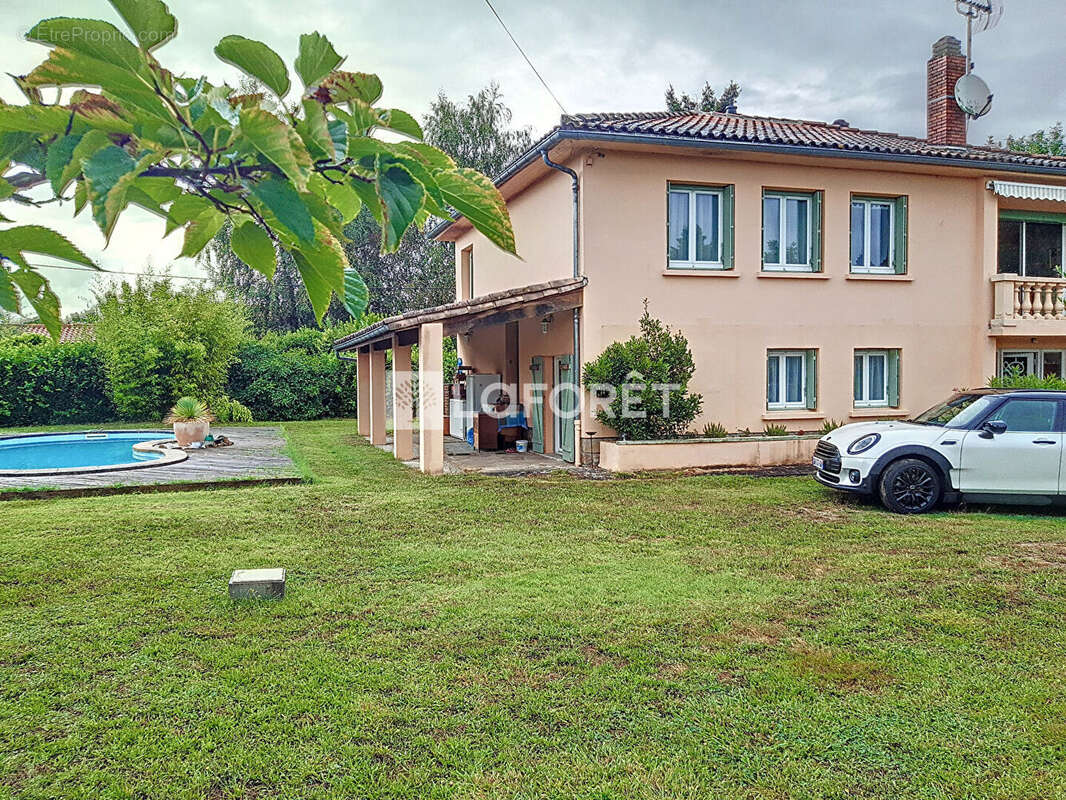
[
  {"xmin": 555, "ymin": 354, "xmax": 576, "ymax": 463},
  {"xmin": 530, "ymin": 357, "xmax": 545, "ymax": 454}
]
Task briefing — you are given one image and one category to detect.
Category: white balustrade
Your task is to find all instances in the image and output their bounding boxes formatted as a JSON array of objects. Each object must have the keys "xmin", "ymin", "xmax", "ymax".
[{"xmin": 992, "ymin": 274, "xmax": 1066, "ymax": 323}]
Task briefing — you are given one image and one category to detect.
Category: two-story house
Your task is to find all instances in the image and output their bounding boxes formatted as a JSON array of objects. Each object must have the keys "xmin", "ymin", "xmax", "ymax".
[{"xmin": 335, "ymin": 36, "xmax": 1066, "ymax": 473}]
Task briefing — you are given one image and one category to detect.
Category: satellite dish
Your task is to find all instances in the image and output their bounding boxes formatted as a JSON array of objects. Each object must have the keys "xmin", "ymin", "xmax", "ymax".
[{"xmin": 955, "ymin": 73, "xmax": 994, "ymax": 118}]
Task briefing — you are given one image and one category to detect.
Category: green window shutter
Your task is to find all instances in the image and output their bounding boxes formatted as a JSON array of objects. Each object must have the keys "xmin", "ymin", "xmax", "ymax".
[
  {"xmin": 760, "ymin": 190, "xmax": 767, "ymax": 267},
  {"xmin": 894, "ymin": 196, "xmax": 908, "ymax": 274},
  {"xmin": 810, "ymin": 191, "xmax": 823, "ymax": 272},
  {"xmin": 722, "ymin": 185, "xmax": 735, "ymax": 268},
  {"xmin": 804, "ymin": 350, "xmax": 817, "ymax": 410},
  {"xmin": 887, "ymin": 349, "xmax": 901, "ymax": 407},
  {"xmin": 766, "ymin": 355, "xmax": 774, "ymax": 407},
  {"xmin": 665, "ymin": 188, "xmax": 671, "ymax": 268}
]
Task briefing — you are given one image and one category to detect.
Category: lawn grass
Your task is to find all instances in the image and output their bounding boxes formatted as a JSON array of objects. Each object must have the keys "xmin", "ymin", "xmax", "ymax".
[{"xmin": 1, "ymin": 419, "xmax": 1064, "ymax": 798}]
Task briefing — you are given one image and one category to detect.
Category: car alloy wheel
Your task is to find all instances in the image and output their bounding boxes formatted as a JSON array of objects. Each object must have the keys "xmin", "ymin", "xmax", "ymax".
[
  {"xmin": 878, "ymin": 458, "xmax": 942, "ymax": 514},
  {"xmin": 890, "ymin": 466, "xmax": 936, "ymax": 511}
]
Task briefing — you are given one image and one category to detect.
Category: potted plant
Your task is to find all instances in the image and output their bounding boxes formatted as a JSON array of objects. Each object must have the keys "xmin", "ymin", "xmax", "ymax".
[{"xmin": 165, "ymin": 397, "xmax": 215, "ymax": 447}]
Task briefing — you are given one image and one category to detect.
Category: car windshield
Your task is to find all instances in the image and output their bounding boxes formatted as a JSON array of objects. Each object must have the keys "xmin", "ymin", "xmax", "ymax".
[{"xmin": 912, "ymin": 393, "xmax": 998, "ymax": 428}]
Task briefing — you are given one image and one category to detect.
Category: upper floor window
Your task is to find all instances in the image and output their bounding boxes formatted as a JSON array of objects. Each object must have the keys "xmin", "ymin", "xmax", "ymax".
[
  {"xmin": 998, "ymin": 213, "xmax": 1066, "ymax": 278},
  {"xmin": 461, "ymin": 245, "xmax": 474, "ymax": 299},
  {"xmin": 851, "ymin": 196, "xmax": 908, "ymax": 274},
  {"xmin": 767, "ymin": 349, "xmax": 817, "ymax": 410},
  {"xmin": 667, "ymin": 184, "xmax": 734, "ymax": 269},
  {"xmin": 763, "ymin": 190, "xmax": 822, "ymax": 272}
]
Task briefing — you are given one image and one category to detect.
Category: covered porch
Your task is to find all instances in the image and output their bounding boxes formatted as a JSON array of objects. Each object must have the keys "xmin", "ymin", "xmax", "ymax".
[{"xmin": 334, "ymin": 278, "xmax": 585, "ymax": 474}]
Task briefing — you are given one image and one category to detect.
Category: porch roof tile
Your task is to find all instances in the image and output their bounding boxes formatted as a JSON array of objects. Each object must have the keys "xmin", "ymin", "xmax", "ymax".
[{"xmin": 333, "ymin": 277, "xmax": 586, "ymax": 352}]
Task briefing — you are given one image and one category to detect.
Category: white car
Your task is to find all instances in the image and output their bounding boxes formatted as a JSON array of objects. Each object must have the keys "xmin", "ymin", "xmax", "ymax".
[{"xmin": 814, "ymin": 389, "xmax": 1066, "ymax": 513}]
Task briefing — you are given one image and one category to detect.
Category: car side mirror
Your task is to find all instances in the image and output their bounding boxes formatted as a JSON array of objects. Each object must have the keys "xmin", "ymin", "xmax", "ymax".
[{"xmin": 979, "ymin": 420, "xmax": 1008, "ymax": 439}]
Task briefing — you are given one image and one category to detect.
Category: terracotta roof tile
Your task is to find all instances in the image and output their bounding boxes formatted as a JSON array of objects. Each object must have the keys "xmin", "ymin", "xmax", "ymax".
[
  {"xmin": 334, "ymin": 278, "xmax": 586, "ymax": 351},
  {"xmin": 559, "ymin": 111, "xmax": 1066, "ymax": 170},
  {"xmin": 5, "ymin": 323, "xmax": 95, "ymax": 343}
]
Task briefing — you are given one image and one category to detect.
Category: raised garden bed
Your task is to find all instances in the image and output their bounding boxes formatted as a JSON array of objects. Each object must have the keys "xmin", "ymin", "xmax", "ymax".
[{"xmin": 598, "ymin": 433, "xmax": 821, "ymax": 473}]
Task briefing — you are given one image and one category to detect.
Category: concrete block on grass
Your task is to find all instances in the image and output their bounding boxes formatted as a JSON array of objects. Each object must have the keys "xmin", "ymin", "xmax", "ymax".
[{"xmin": 229, "ymin": 568, "xmax": 286, "ymax": 599}]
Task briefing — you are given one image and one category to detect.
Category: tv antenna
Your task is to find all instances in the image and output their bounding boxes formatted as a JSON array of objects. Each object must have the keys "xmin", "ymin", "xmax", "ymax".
[{"xmin": 953, "ymin": 0, "xmax": 1002, "ymax": 120}]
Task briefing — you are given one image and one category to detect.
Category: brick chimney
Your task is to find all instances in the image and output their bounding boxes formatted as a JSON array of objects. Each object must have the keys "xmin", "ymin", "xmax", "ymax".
[{"xmin": 927, "ymin": 35, "xmax": 967, "ymax": 146}]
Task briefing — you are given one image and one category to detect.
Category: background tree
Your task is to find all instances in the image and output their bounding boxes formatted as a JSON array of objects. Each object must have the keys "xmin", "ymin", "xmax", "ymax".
[
  {"xmin": 93, "ymin": 278, "xmax": 248, "ymax": 420},
  {"xmin": 988, "ymin": 122, "xmax": 1064, "ymax": 156},
  {"xmin": 423, "ymin": 83, "xmax": 534, "ymax": 177},
  {"xmin": 0, "ymin": 0, "xmax": 515, "ymax": 338},
  {"xmin": 205, "ymin": 83, "xmax": 533, "ymax": 327},
  {"xmin": 665, "ymin": 81, "xmax": 742, "ymax": 114}
]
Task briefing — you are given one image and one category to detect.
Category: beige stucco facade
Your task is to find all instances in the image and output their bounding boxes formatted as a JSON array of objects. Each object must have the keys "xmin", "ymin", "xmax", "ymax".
[{"xmin": 442, "ymin": 140, "xmax": 1066, "ymax": 464}]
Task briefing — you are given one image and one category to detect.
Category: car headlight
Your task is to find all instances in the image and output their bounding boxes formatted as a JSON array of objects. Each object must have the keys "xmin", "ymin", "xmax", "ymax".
[{"xmin": 847, "ymin": 433, "xmax": 881, "ymax": 454}]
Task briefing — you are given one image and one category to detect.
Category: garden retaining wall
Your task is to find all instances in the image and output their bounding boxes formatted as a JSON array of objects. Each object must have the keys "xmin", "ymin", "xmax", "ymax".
[{"xmin": 598, "ymin": 434, "xmax": 820, "ymax": 473}]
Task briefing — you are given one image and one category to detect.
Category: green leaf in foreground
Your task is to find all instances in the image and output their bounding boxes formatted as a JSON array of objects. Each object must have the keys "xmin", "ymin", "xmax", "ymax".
[
  {"xmin": 293, "ymin": 221, "xmax": 346, "ymax": 322},
  {"xmin": 107, "ymin": 0, "xmax": 177, "ymax": 52},
  {"xmin": 248, "ymin": 175, "xmax": 314, "ymax": 244},
  {"xmin": 436, "ymin": 168, "xmax": 516, "ymax": 254},
  {"xmin": 240, "ymin": 107, "xmax": 311, "ymax": 190},
  {"xmin": 81, "ymin": 145, "xmax": 137, "ymax": 239},
  {"xmin": 376, "ymin": 160, "xmax": 423, "ymax": 252},
  {"xmin": 0, "ymin": 266, "xmax": 18, "ymax": 313},
  {"xmin": 343, "ymin": 267, "xmax": 369, "ymax": 319},
  {"xmin": 9, "ymin": 268, "xmax": 61, "ymax": 339},
  {"xmin": 26, "ymin": 17, "xmax": 147, "ymax": 76},
  {"xmin": 294, "ymin": 32, "xmax": 343, "ymax": 88},
  {"xmin": 230, "ymin": 221, "xmax": 276, "ymax": 279},
  {"xmin": 214, "ymin": 35, "xmax": 290, "ymax": 98},
  {"xmin": 0, "ymin": 224, "xmax": 96, "ymax": 269}
]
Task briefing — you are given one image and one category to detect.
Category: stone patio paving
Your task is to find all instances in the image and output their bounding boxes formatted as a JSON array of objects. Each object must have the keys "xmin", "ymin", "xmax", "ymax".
[{"xmin": 376, "ymin": 433, "xmax": 576, "ymax": 475}]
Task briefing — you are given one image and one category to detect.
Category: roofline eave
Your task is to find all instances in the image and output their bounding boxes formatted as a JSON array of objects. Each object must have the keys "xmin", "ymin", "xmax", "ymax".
[{"xmin": 429, "ymin": 129, "xmax": 1066, "ymax": 240}]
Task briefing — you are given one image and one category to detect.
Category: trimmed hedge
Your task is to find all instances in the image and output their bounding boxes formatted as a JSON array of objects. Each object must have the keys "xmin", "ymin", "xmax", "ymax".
[
  {"xmin": 227, "ymin": 330, "xmax": 358, "ymax": 421},
  {"xmin": 0, "ymin": 335, "xmax": 116, "ymax": 427}
]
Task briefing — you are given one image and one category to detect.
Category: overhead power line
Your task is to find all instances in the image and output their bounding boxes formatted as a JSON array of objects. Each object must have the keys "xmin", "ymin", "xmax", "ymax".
[
  {"xmin": 482, "ymin": 0, "xmax": 568, "ymax": 115},
  {"xmin": 26, "ymin": 262, "xmax": 211, "ymax": 282}
]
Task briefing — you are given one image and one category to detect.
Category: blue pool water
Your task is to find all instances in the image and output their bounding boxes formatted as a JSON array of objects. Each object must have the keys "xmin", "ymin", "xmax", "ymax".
[{"xmin": 0, "ymin": 431, "xmax": 170, "ymax": 472}]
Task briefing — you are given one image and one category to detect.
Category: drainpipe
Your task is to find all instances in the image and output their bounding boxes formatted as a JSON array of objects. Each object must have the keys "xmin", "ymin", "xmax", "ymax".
[{"xmin": 541, "ymin": 148, "xmax": 582, "ymax": 465}]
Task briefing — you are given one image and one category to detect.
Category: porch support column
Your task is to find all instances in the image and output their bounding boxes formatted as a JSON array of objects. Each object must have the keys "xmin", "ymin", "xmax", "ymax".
[
  {"xmin": 356, "ymin": 347, "xmax": 370, "ymax": 437},
  {"xmin": 392, "ymin": 335, "xmax": 414, "ymax": 461},
  {"xmin": 418, "ymin": 322, "xmax": 444, "ymax": 474},
  {"xmin": 369, "ymin": 346, "xmax": 387, "ymax": 446}
]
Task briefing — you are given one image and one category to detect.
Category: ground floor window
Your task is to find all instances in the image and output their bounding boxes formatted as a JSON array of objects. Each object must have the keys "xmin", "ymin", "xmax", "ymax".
[
  {"xmin": 767, "ymin": 350, "xmax": 816, "ymax": 410},
  {"xmin": 1000, "ymin": 349, "xmax": 1064, "ymax": 379},
  {"xmin": 854, "ymin": 349, "xmax": 901, "ymax": 408}
]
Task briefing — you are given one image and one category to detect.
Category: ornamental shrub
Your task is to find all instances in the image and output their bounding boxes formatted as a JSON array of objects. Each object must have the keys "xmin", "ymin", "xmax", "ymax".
[
  {"xmin": 0, "ymin": 335, "xmax": 115, "ymax": 426},
  {"xmin": 987, "ymin": 372, "xmax": 1066, "ymax": 390},
  {"xmin": 93, "ymin": 280, "xmax": 249, "ymax": 420},
  {"xmin": 583, "ymin": 301, "xmax": 703, "ymax": 440}
]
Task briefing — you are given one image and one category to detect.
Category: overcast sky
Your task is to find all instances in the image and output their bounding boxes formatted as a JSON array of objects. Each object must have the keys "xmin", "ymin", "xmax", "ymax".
[{"xmin": 0, "ymin": 0, "xmax": 1063, "ymax": 315}]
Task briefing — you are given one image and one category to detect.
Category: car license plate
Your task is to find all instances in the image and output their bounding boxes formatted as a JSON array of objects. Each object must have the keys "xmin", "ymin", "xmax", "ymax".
[{"xmin": 812, "ymin": 456, "xmax": 824, "ymax": 470}]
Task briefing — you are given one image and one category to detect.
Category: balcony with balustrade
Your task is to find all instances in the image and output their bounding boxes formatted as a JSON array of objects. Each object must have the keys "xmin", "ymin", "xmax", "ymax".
[{"xmin": 991, "ymin": 273, "xmax": 1066, "ymax": 335}]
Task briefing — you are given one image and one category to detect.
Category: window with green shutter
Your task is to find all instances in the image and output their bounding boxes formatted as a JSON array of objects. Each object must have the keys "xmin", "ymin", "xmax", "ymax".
[
  {"xmin": 850, "ymin": 195, "xmax": 907, "ymax": 274},
  {"xmin": 854, "ymin": 348, "xmax": 901, "ymax": 408},
  {"xmin": 763, "ymin": 190, "xmax": 822, "ymax": 272},
  {"xmin": 767, "ymin": 349, "xmax": 817, "ymax": 410},
  {"xmin": 667, "ymin": 183, "xmax": 734, "ymax": 270}
]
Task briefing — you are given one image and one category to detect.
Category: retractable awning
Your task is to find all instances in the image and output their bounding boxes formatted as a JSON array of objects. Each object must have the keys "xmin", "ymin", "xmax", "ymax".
[{"xmin": 988, "ymin": 180, "xmax": 1066, "ymax": 203}]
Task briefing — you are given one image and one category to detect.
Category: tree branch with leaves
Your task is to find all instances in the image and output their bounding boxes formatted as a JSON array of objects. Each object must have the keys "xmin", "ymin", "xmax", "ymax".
[{"xmin": 0, "ymin": 0, "xmax": 516, "ymax": 337}]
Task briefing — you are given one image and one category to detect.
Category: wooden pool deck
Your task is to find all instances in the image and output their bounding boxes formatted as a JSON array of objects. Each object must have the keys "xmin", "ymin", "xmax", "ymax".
[{"xmin": 0, "ymin": 426, "xmax": 302, "ymax": 499}]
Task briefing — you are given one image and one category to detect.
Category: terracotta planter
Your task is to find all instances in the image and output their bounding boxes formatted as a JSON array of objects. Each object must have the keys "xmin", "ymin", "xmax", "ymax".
[{"xmin": 173, "ymin": 420, "xmax": 210, "ymax": 447}]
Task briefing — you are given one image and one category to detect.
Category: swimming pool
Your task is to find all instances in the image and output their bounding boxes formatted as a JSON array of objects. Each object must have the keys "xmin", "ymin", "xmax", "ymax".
[{"xmin": 0, "ymin": 431, "xmax": 187, "ymax": 476}]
